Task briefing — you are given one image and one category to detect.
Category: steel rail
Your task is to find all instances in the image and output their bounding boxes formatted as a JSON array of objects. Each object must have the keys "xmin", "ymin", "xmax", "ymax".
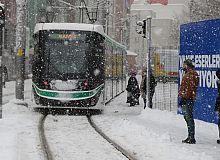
[
  {"xmin": 87, "ymin": 115, "xmax": 138, "ymax": 160},
  {"xmin": 38, "ymin": 114, "xmax": 54, "ymax": 160}
]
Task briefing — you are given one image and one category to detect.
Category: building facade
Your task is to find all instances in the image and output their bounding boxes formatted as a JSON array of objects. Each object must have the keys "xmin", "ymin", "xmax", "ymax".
[
  {"xmin": 129, "ymin": 0, "xmax": 188, "ymax": 69},
  {"xmin": 0, "ymin": 0, "xmax": 17, "ymax": 80}
]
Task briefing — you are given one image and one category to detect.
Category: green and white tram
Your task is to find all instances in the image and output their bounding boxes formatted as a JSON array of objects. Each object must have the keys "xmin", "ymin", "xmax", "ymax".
[{"xmin": 32, "ymin": 23, "xmax": 126, "ymax": 111}]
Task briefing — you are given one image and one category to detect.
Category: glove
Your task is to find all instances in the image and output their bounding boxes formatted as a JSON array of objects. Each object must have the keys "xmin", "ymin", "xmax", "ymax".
[{"xmin": 179, "ymin": 98, "xmax": 187, "ymax": 106}]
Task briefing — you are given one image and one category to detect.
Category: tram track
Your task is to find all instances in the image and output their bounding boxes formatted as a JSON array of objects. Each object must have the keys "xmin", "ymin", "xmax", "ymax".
[
  {"xmin": 3, "ymin": 82, "xmax": 135, "ymax": 159},
  {"xmin": 38, "ymin": 113, "xmax": 54, "ymax": 160},
  {"xmin": 87, "ymin": 115, "xmax": 138, "ymax": 160},
  {"xmin": 38, "ymin": 112, "xmax": 138, "ymax": 160}
]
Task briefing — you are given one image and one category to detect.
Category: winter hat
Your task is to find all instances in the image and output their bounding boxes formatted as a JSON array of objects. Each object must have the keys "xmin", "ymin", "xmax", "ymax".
[
  {"xmin": 184, "ymin": 59, "xmax": 195, "ymax": 68},
  {"xmin": 216, "ymin": 69, "xmax": 220, "ymax": 79}
]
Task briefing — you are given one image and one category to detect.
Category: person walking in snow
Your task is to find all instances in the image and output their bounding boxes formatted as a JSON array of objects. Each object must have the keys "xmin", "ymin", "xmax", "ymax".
[
  {"xmin": 215, "ymin": 68, "xmax": 220, "ymax": 144},
  {"xmin": 140, "ymin": 68, "xmax": 156, "ymax": 109},
  {"xmin": 126, "ymin": 70, "xmax": 140, "ymax": 106},
  {"xmin": 2, "ymin": 65, "xmax": 8, "ymax": 88},
  {"xmin": 178, "ymin": 59, "xmax": 199, "ymax": 144}
]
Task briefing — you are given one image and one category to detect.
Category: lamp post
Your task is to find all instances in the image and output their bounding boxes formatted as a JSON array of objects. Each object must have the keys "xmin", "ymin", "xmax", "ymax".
[
  {"xmin": 146, "ymin": 16, "xmax": 152, "ymax": 109},
  {"xmin": 0, "ymin": 4, "xmax": 5, "ymax": 119},
  {"xmin": 136, "ymin": 16, "xmax": 152, "ymax": 109},
  {"xmin": 15, "ymin": 0, "xmax": 27, "ymax": 100}
]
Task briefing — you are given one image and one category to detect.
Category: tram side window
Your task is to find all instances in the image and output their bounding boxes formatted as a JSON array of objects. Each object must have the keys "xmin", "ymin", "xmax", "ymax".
[
  {"xmin": 89, "ymin": 33, "xmax": 105, "ymax": 73},
  {"xmin": 117, "ymin": 49, "xmax": 123, "ymax": 78},
  {"xmin": 105, "ymin": 42, "xmax": 113, "ymax": 78},
  {"xmin": 32, "ymin": 34, "xmax": 41, "ymax": 77},
  {"xmin": 123, "ymin": 50, "xmax": 127, "ymax": 78},
  {"xmin": 33, "ymin": 34, "xmax": 39, "ymax": 55},
  {"xmin": 112, "ymin": 47, "xmax": 117, "ymax": 78}
]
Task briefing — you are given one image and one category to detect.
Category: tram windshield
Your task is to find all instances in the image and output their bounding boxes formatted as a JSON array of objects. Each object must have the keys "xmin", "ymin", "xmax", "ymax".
[{"xmin": 45, "ymin": 31, "xmax": 90, "ymax": 78}]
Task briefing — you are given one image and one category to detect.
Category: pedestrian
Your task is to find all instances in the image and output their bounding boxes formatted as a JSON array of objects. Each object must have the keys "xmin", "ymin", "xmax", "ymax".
[
  {"xmin": 215, "ymin": 68, "xmax": 220, "ymax": 144},
  {"xmin": 2, "ymin": 65, "xmax": 8, "ymax": 88},
  {"xmin": 126, "ymin": 70, "xmax": 140, "ymax": 106},
  {"xmin": 140, "ymin": 68, "xmax": 157, "ymax": 109},
  {"xmin": 178, "ymin": 59, "xmax": 199, "ymax": 144}
]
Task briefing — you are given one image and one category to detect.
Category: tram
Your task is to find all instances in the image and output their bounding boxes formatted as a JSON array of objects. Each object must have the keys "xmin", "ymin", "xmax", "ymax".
[{"xmin": 32, "ymin": 23, "xmax": 126, "ymax": 111}]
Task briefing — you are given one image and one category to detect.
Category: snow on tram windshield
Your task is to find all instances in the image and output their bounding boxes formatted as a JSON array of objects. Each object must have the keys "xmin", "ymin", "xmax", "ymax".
[{"xmin": 45, "ymin": 31, "xmax": 90, "ymax": 75}]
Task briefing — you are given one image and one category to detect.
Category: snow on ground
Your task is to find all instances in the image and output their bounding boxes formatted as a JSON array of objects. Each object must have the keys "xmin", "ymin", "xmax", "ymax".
[
  {"xmin": 44, "ymin": 115, "xmax": 128, "ymax": 160},
  {"xmin": 0, "ymin": 79, "xmax": 219, "ymax": 160},
  {"xmin": 93, "ymin": 92, "xmax": 220, "ymax": 160}
]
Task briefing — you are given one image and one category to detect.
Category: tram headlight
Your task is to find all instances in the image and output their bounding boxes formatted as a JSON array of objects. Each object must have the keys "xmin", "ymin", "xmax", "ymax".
[
  {"xmin": 42, "ymin": 80, "xmax": 50, "ymax": 89},
  {"xmin": 43, "ymin": 81, "xmax": 49, "ymax": 85},
  {"xmin": 84, "ymin": 81, "xmax": 89, "ymax": 86},
  {"xmin": 78, "ymin": 80, "xmax": 89, "ymax": 90}
]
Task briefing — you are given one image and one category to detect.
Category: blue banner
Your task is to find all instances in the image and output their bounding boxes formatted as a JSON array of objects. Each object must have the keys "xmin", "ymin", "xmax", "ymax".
[{"xmin": 179, "ymin": 19, "xmax": 220, "ymax": 123}]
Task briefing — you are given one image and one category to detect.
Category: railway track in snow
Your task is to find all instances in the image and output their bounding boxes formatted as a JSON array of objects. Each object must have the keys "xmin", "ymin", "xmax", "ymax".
[
  {"xmin": 87, "ymin": 115, "xmax": 138, "ymax": 160},
  {"xmin": 38, "ymin": 113, "xmax": 54, "ymax": 160},
  {"xmin": 38, "ymin": 112, "xmax": 138, "ymax": 160}
]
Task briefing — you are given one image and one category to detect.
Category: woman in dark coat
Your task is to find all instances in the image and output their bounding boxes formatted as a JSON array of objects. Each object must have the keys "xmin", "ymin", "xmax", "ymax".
[
  {"xmin": 215, "ymin": 69, "xmax": 220, "ymax": 144},
  {"xmin": 2, "ymin": 65, "xmax": 8, "ymax": 88},
  {"xmin": 126, "ymin": 71, "xmax": 140, "ymax": 106},
  {"xmin": 140, "ymin": 68, "xmax": 157, "ymax": 109}
]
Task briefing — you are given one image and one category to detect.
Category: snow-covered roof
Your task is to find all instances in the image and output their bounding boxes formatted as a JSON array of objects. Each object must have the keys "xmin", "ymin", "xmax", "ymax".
[
  {"xmin": 127, "ymin": 50, "xmax": 138, "ymax": 56},
  {"xmin": 34, "ymin": 23, "xmax": 104, "ymax": 35},
  {"xmin": 34, "ymin": 23, "xmax": 126, "ymax": 50}
]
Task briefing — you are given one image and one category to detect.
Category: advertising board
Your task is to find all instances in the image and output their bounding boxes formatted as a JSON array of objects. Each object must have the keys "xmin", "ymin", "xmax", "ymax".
[{"xmin": 179, "ymin": 19, "xmax": 220, "ymax": 123}]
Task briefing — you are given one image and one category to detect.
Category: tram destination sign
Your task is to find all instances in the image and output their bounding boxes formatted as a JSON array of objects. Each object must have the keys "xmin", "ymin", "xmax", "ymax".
[{"xmin": 48, "ymin": 33, "xmax": 86, "ymax": 40}]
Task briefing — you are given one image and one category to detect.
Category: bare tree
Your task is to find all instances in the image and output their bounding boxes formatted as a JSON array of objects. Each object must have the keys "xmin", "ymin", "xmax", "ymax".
[
  {"xmin": 170, "ymin": 0, "xmax": 220, "ymax": 47},
  {"xmin": 189, "ymin": 0, "xmax": 220, "ymax": 22}
]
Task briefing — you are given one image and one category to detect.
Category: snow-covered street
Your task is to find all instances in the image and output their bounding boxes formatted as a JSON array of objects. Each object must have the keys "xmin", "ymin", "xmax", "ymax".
[
  {"xmin": 1, "ymin": 0, "xmax": 220, "ymax": 159},
  {"xmin": 0, "ymin": 80, "xmax": 219, "ymax": 160}
]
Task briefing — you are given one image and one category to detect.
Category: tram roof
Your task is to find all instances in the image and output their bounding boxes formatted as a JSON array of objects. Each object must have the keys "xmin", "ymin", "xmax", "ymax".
[
  {"xmin": 34, "ymin": 23, "xmax": 104, "ymax": 35},
  {"xmin": 34, "ymin": 23, "xmax": 126, "ymax": 50}
]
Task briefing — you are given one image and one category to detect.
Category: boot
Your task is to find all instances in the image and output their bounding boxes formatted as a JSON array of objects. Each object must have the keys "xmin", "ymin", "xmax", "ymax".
[
  {"xmin": 143, "ymin": 98, "xmax": 146, "ymax": 109},
  {"xmin": 182, "ymin": 137, "xmax": 196, "ymax": 144},
  {"xmin": 126, "ymin": 97, "xmax": 131, "ymax": 103}
]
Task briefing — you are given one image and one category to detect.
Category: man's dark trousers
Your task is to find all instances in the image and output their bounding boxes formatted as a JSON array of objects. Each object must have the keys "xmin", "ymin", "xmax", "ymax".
[{"xmin": 181, "ymin": 99, "xmax": 195, "ymax": 139}]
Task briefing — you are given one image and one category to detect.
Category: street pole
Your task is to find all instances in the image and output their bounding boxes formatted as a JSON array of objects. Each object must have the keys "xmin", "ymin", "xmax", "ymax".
[
  {"xmin": 146, "ymin": 16, "xmax": 152, "ymax": 109},
  {"xmin": 15, "ymin": 0, "xmax": 26, "ymax": 100},
  {"xmin": 0, "ymin": 5, "xmax": 5, "ymax": 119},
  {"xmin": 105, "ymin": 0, "xmax": 110, "ymax": 35},
  {"xmin": 136, "ymin": 17, "xmax": 152, "ymax": 108},
  {"xmin": 0, "ymin": 27, "xmax": 2, "ymax": 119},
  {"xmin": 80, "ymin": 1, "xmax": 84, "ymax": 23}
]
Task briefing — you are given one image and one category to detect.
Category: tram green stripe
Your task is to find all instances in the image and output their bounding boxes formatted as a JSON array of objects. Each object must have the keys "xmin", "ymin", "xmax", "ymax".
[{"xmin": 32, "ymin": 83, "xmax": 104, "ymax": 100}]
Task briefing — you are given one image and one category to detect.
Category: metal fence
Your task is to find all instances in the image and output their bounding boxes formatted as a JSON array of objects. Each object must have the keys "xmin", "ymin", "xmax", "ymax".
[
  {"xmin": 136, "ymin": 75, "xmax": 178, "ymax": 112},
  {"xmin": 152, "ymin": 82, "xmax": 178, "ymax": 112},
  {"xmin": 151, "ymin": 47, "xmax": 179, "ymax": 112}
]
